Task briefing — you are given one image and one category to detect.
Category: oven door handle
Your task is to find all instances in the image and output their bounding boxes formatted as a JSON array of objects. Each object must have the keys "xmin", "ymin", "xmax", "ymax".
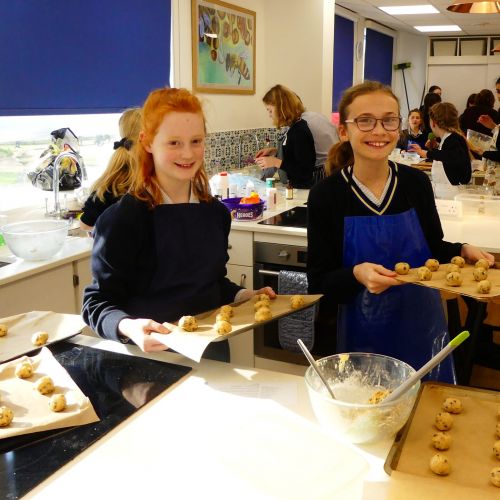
[{"xmin": 258, "ymin": 269, "xmax": 280, "ymax": 276}]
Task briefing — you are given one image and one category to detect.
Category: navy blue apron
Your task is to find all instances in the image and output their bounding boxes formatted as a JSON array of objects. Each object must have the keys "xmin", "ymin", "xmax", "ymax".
[
  {"xmin": 338, "ymin": 208, "xmax": 455, "ymax": 383},
  {"xmin": 126, "ymin": 202, "xmax": 230, "ymax": 361}
]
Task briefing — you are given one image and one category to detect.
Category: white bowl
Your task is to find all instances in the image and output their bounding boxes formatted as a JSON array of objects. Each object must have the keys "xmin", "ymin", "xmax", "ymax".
[
  {"xmin": 305, "ymin": 353, "xmax": 420, "ymax": 444},
  {"xmin": 0, "ymin": 219, "xmax": 69, "ymax": 261}
]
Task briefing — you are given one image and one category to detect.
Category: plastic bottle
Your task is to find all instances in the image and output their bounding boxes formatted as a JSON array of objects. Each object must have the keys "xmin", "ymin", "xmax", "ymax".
[
  {"xmin": 219, "ymin": 171, "xmax": 229, "ymax": 199},
  {"xmin": 245, "ymin": 180, "xmax": 255, "ymax": 197},
  {"xmin": 267, "ymin": 187, "xmax": 277, "ymax": 210},
  {"xmin": 286, "ymin": 182, "xmax": 294, "ymax": 200}
]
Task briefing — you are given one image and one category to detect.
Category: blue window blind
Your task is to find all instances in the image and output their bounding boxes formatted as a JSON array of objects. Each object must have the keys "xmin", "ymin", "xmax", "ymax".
[
  {"xmin": 332, "ymin": 15, "xmax": 354, "ymax": 112},
  {"xmin": 0, "ymin": 0, "xmax": 171, "ymax": 116},
  {"xmin": 364, "ymin": 28, "xmax": 393, "ymax": 85}
]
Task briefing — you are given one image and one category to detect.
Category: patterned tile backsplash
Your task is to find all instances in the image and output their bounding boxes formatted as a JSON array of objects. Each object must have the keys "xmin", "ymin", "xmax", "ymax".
[{"xmin": 204, "ymin": 127, "xmax": 277, "ymax": 176}]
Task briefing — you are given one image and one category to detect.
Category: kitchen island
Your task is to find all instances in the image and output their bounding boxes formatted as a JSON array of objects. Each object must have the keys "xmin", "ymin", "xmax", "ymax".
[{"xmin": 23, "ymin": 334, "xmax": 389, "ymax": 500}]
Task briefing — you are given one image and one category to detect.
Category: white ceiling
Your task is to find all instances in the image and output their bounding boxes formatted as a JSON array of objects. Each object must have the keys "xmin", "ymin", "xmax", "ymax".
[{"xmin": 336, "ymin": 0, "xmax": 500, "ymax": 35}]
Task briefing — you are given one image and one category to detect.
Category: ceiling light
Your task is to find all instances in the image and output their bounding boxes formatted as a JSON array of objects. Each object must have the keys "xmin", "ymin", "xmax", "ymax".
[
  {"xmin": 379, "ymin": 5, "xmax": 439, "ymax": 15},
  {"xmin": 447, "ymin": 0, "xmax": 500, "ymax": 14},
  {"xmin": 414, "ymin": 25, "xmax": 462, "ymax": 32}
]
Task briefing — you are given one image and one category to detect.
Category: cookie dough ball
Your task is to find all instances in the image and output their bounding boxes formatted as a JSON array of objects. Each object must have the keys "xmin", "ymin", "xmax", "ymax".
[
  {"xmin": 15, "ymin": 361, "xmax": 34, "ymax": 379},
  {"xmin": 214, "ymin": 320, "xmax": 232, "ymax": 335},
  {"xmin": 49, "ymin": 393, "xmax": 66, "ymax": 412},
  {"xmin": 219, "ymin": 305, "xmax": 233, "ymax": 317},
  {"xmin": 450, "ymin": 256, "xmax": 465, "ymax": 268},
  {"xmin": 417, "ymin": 266, "xmax": 432, "ymax": 281},
  {"xmin": 215, "ymin": 312, "xmax": 231, "ymax": 323},
  {"xmin": 290, "ymin": 295, "xmax": 305, "ymax": 310},
  {"xmin": 0, "ymin": 406, "xmax": 14, "ymax": 427},
  {"xmin": 254, "ymin": 300, "xmax": 270, "ymax": 311},
  {"xmin": 442, "ymin": 397, "xmax": 462, "ymax": 414},
  {"xmin": 254, "ymin": 307, "xmax": 272, "ymax": 322},
  {"xmin": 395, "ymin": 262, "xmax": 410, "ymax": 275},
  {"xmin": 490, "ymin": 467, "xmax": 500, "ymax": 487},
  {"xmin": 446, "ymin": 263, "xmax": 461, "ymax": 274},
  {"xmin": 432, "ymin": 432, "xmax": 452, "ymax": 451},
  {"xmin": 493, "ymin": 440, "xmax": 500, "ymax": 460},
  {"xmin": 253, "ymin": 293, "xmax": 271, "ymax": 303},
  {"xmin": 445, "ymin": 272, "xmax": 462, "ymax": 287},
  {"xmin": 475, "ymin": 258, "xmax": 490, "ymax": 269},
  {"xmin": 473, "ymin": 267, "xmax": 488, "ymax": 281},
  {"xmin": 435, "ymin": 411, "xmax": 453, "ymax": 431},
  {"xmin": 0, "ymin": 324, "xmax": 7, "ymax": 337},
  {"xmin": 430, "ymin": 454, "xmax": 451, "ymax": 476},
  {"xmin": 425, "ymin": 259, "xmax": 440, "ymax": 272},
  {"xmin": 31, "ymin": 331, "xmax": 49, "ymax": 346},
  {"xmin": 35, "ymin": 375, "xmax": 55, "ymax": 395},
  {"xmin": 178, "ymin": 316, "xmax": 198, "ymax": 332},
  {"xmin": 477, "ymin": 280, "xmax": 492, "ymax": 294}
]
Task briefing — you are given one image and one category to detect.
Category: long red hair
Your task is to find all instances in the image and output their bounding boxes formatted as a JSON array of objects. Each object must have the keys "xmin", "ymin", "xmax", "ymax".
[{"xmin": 130, "ymin": 87, "xmax": 212, "ymax": 207}]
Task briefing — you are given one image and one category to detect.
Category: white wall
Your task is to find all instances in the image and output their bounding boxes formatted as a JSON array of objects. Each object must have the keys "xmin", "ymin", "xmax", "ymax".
[
  {"xmin": 173, "ymin": 0, "xmax": 334, "ymax": 132},
  {"xmin": 393, "ymin": 31, "xmax": 428, "ymax": 119}
]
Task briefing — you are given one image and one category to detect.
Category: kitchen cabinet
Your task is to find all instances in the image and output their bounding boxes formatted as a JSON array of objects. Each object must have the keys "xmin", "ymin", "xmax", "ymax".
[
  {"xmin": 227, "ymin": 230, "xmax": 254, "ymax": 367},
  {"xmin": 72, "ymin": 256, "xmax": 97, "ymax": 336},
  {"xmin": 0, "ymin": 263, "xmax": 76, "ymax": 317}
]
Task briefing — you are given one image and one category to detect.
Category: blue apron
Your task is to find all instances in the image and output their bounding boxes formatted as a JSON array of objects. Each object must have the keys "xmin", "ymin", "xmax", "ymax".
[{"xmin": 338, "ymin": 208, "xmax": 455, "ymax": 383}]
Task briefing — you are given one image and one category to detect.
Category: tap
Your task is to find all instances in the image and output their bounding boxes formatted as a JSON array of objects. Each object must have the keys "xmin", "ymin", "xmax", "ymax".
[
  {"xmin": 238, "ymin": 133, "xmax": 260, "ymax": 169},
  {"xmin": 50, "ymin": 151, "xmax": 75, "ymax": 217}
]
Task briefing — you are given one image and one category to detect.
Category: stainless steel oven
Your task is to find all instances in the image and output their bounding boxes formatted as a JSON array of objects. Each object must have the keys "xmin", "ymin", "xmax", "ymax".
[{"xmin": 253, "ymin": 241, "xmax": 336, "ymax": 365}]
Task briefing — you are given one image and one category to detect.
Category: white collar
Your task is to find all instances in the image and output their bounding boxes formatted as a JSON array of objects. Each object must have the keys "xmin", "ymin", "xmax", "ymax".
[
  {"xmin": 160, "ymin": 183, "xmax": 199, "ymax": 204},
  {"xmin": 439, "ymin": 131, "xmax": 451, "ymax": 150}
]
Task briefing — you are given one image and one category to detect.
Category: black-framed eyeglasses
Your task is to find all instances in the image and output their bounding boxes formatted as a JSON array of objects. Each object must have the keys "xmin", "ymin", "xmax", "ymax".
[{"xmin": 344, "ymin": 116, "xmax": 402, "ymax": 131}]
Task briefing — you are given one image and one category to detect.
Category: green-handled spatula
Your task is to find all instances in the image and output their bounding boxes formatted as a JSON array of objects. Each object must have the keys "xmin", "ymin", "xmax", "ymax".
[{"xmin": 383, "ymin": 330, "xmax": 470, "ymax": 404}]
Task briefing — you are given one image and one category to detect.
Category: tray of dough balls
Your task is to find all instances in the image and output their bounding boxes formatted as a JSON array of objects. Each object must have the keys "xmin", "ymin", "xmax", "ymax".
[
  {"xmin": 393, "ymin": 257, "xmax": 500, "ymax": 299},
  {"xmin": 150, "ymin": 294, "xmax": 322, "ymax": 363},
  {"xmin": 384, "ymin": 382, "xmax": 500, "ymax": 496},
  {"xmin": 0, "ymin": 310, "xmax": 87, "ymax": 363},
  {"xmin": 0, "ymin": 347, "xmax": 99, "ymax": 440}
]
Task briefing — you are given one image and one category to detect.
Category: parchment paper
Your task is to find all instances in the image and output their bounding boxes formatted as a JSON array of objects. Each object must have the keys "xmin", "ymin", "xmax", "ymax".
[
  {"xmin": 388, "ymin": 383, "xmax": 500, "ymax": 493},
  {"xmin": 150, "ymin": 294, "xmax": 322, "ymax": 362},
  {"xmin": 0, "ymin": 347, "xmax": 99, "ymax": 439},
  {"xmin": 395, "ymin": 264, "xmax": 500, "ymax": 299},
  {"xmin": 0, "ymin": 311, "xmax": 87, "ymax": 362}
]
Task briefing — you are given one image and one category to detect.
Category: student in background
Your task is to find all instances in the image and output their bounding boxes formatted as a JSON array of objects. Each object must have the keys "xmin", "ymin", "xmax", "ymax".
[
  {"xmin": 255, "ymin": 85, "xmax": 316, "ymax": 188},
  {"xmin": 459, "ymin": 89, "xmax": 499, "ymax": 137},
  {"xmin": 83, "ymin": 87, "xmax": 275, "ymax": 359},
  {"xmin": 397, "ymin": 108, "xmax": 427, "ymax": 151},
  {"xmin": 409, "ymin": 102, "xmax": 472, "ymax": 199},
  {"xmin": 79, "ymin": 108, "xmax": 141, "ymax": 231},
  {"xmin": 421, "ymin": 92, "xmax": 442, "ymax": 138},
  {"xmin": 308, "ymin": 80, "xmax": 493, "ymax": 382},
  {"xmin": 429, "ymin": 85, "xmax": 442, "ymax": 96}
]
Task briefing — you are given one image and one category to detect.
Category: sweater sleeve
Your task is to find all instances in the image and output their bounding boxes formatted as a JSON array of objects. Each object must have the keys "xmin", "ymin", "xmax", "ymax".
[
  {"xmin": 426, "ymin": 133, "xmax": 471, "ymax": 185},
  {"xmin": 282, "ymin": 121, "xmax": 316, "ymax": 187},
  {"xmin": 82, "ymin": 196, "xmax": 149, "ymax": 342},
  {"xmin": 307, "ymin": 180, "xmax": 364, "ymax": 304}
]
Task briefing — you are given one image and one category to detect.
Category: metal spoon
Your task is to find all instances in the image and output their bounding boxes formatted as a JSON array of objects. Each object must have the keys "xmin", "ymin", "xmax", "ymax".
[
  {"xmin": 297, "ymin": 339, "xmax": 336, "ymax": 399},
  {"xmin": 383, "ymin": 330, "xmax": 470, "ymax": 404}
]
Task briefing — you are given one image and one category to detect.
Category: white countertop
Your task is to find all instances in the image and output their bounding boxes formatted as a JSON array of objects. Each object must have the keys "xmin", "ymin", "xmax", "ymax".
[{"xmin": 25, "ymin": 335, "xmax": 394, "ymax": 500}]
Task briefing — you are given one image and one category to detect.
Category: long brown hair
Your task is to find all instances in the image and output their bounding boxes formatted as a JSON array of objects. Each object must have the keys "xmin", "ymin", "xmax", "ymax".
[
  {"xmin": 91, "ymin": 107, "xmax": 141, "ymax": 201},
  {"xmin": 262, "ymin": 84, "xmax": 305, "ymax": 128},
  {"xmin": 429, "ymin": 102, "xmax": 473, "ymax": 159},
  {"xmin": 130, "ymin": 87, "xmax": 212, "ymax": 208},
  {"xmin": 326, "ymin": 81, "xmax": 400, "ymax": 175}
]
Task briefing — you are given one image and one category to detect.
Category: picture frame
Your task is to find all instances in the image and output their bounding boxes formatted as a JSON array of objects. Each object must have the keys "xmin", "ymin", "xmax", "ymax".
[{"xmin": 191, "ymin": 0, "xmax": 256, "ymax": 94}]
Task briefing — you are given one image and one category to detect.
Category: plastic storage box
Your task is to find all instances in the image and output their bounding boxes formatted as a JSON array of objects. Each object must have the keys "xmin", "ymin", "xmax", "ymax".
[{"xmin": 454, "ymin": 193, "xmax": 500, "ymax": 216}]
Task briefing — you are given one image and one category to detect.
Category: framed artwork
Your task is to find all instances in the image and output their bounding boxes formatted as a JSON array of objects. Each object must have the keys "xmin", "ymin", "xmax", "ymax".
[{"xmin": 191, "ymin": 0, "xmax": 256, "ymax": 94}]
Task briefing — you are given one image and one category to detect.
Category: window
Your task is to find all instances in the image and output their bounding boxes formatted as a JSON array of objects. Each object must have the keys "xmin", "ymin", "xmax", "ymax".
[
  {"xmin": 364, "ymin": 27, "xmax": 394, "ymax": 86},
  {"xmin": 333, "ymin": 15, "xmax": 355, "ymax": 112}
]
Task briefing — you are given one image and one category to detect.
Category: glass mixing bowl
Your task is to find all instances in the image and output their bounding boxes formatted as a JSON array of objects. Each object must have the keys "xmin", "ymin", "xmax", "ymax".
[
  {"xmin": 305, "ymin": 352, "xmax": 420, "ymax": 444},
  {"xmin": 1, "ymin": 219, "xmax": 69, "ymax": 261}
]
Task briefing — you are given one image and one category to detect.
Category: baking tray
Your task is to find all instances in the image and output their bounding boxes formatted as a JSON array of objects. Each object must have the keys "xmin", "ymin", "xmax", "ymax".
[
  {"xmin": 150, "ymin": 294, "xmax": 322, "ymax": 362},
  {"xmin": 395, "ymin": 264, "xmax": 500, "ymax": 299},
  {"xmin": 0, "ymin": 311, "xmax": 87, "ymax": 363},
  {"xmin": 385, "ymin": 382, "xmax": 500, "ymax": 492}
]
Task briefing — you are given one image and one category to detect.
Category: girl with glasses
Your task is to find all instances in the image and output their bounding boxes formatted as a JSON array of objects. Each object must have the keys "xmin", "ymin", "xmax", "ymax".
[{"xmin": 307, "ymin": 81, "xmax": 493, "ymax": 383}]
